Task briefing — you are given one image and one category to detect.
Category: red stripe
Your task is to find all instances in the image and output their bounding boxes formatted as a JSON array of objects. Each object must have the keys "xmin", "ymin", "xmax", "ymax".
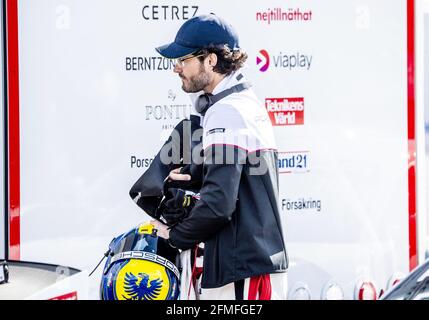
[
  {"xmin": 204, "ymin": 143, "xmax": 278, "ymax": 153},
  {"xmin": 49, "ymin": 291, "xmax": 78, "ymax": 300},
  {"xmin": 278, "ymin": 151, "xmax": 310, "ymax": 154},
  {"xmin": 407, "ymin": 0, "xmax": 417, "ymax": 271},
  {"xmin": 248, "ymin": 274, "xmax": 272, "ymax": 300},
  {"xmin": 7, "ymin": 0, "xmax": 21, "ymax": 260}
]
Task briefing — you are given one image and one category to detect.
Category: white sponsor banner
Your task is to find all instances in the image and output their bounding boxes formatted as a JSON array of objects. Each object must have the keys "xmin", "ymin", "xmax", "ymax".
[{"xmin": 16, "ymin": 0, "xmax": 410, "ymax": 299}]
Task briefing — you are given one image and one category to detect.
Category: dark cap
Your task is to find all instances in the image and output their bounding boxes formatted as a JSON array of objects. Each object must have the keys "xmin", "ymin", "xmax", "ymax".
[{"xmin": 156, "ymin": 13, "xmax": 240, "ymax": 59}]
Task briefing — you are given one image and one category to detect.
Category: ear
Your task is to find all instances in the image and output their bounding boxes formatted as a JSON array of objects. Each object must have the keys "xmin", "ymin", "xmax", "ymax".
[{"xmin": 207, "ymin": 53, "xmax": 218, "ymax": 68}]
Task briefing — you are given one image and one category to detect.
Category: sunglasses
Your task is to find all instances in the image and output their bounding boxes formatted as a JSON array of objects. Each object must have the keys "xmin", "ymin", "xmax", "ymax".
[{"xmin": 171, "ymin": 53, "xmax": 207, "ymax": 68}]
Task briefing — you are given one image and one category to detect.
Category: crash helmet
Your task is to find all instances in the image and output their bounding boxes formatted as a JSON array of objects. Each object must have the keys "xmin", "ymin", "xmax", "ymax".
[{"xmin": 100, "ymin": 222, "xmax": 180, "ymax": 300}]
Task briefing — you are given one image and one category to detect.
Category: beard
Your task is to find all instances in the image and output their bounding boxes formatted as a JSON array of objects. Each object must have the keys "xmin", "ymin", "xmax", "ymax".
[{"xmin": 180, "ymin": 63, "xmax": 212, "ymax": 93}]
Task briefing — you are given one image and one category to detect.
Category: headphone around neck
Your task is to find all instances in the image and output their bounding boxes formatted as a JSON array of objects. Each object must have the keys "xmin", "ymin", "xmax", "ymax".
[{"xmin": 195, "ymin": 74, "xmax": 252, "ymax": 116}]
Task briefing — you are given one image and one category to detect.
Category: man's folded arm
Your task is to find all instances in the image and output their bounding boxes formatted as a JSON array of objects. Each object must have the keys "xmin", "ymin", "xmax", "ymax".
[{"xmin": 169, "ymin": 145, "xmax": 245, "ymax": 250}]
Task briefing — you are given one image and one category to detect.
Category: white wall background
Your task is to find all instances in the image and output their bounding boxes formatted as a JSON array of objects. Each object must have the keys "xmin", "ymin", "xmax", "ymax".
[
  {"xmin": 0, "ymin": 0, "xmax": 5, "ymax": 261},
  {"xmin": 423, "ymin": 6, "xmax": 429, "ymax": 259}
]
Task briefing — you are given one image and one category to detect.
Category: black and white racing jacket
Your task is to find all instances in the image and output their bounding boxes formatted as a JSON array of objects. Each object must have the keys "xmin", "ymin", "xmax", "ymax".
[{"xmin": 169, "ymin": 71, "xmax": 289, "ymax": 289}]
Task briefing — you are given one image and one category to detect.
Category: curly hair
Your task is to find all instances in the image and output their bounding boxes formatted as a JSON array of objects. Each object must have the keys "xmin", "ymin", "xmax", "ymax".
[{"xmin": 197, "ymin": 44, "xmax": 248, "ymax": 76}]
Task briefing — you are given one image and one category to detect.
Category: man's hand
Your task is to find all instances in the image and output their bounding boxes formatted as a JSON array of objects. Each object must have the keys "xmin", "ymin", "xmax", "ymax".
[
  {"xmin": 168, "ymin": 167, "xmax": 191, "ymax": 181},
  {"xmin": 151, "ymin": 220, "xmax": 170, "ymax": 239}
]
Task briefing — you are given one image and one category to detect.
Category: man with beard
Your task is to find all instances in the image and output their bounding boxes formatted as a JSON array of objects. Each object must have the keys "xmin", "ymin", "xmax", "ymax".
[{"xmin": 151, "ymin": 13, "xmax": 289, "ymax": 300}]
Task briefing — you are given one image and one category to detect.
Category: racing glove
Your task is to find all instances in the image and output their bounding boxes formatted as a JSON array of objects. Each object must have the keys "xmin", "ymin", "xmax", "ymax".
[{"xmin": 161, "ymin": 188, "xmax": 200, "ymax": 226}]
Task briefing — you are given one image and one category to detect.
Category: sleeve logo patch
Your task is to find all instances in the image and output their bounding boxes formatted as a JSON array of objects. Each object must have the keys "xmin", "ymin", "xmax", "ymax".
[{"xmin": 206, "ymin": 128, "xmax": 226, "ymax": 136}]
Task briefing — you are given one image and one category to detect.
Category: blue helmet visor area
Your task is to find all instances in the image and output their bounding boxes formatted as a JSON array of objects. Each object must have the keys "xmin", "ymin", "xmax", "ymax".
[{"xmin": 111, "ymin": 227, "xmax": 158, "ymax": 255}]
